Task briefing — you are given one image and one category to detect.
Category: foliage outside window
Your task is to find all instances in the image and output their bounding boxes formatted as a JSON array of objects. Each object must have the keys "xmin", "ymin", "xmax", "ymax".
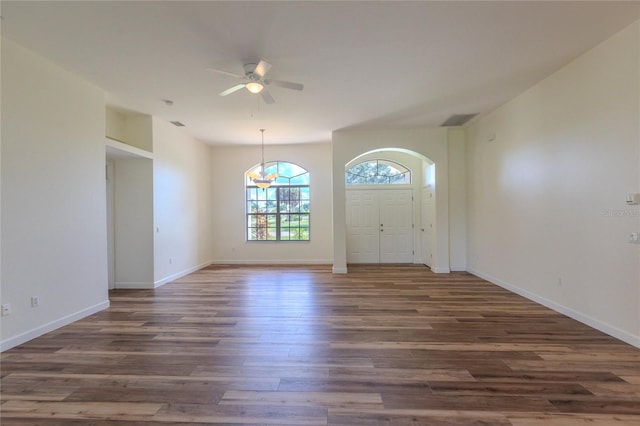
[
  {"xmin": 246, "ymin": 161, "xmax": 310, "ymax": 241},
  {"xmin": 346, "ymin": 159, "xmax": 411, "ymax": 185}
]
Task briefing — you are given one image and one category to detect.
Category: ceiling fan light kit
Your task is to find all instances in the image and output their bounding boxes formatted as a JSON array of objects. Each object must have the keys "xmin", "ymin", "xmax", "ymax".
[
  {"xmin": 245, "ymin": 81, "xmax": 264, "ymax": 94},
  {"xmin": 209, "ymin": 59, "xmax": 303, "ymax": 104}
]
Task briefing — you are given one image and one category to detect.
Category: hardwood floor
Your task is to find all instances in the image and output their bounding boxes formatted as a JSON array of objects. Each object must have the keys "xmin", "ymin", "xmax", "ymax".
[{"xmin": 2, "ymin": 264, "xmax": 639, "ymax": 425}]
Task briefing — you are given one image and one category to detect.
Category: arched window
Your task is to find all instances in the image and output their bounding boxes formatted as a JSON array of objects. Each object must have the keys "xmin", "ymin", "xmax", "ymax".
[
  {"xmin": 346, "ymin": 159, "xmax": 411, "ymax": 185},
  {"xmin": 246, "ymin": 161, "xmax": 310, "ymax": 241}
]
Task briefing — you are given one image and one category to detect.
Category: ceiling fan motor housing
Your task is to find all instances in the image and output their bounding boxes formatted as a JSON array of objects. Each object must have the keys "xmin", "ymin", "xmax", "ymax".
[{"xmin": 243, "ymin": 63, "xmax": 259, "ymax": 77}]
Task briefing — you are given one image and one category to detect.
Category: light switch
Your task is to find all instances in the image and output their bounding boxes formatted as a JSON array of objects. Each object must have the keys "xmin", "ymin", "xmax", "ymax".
[{"xmin": 626, "ymin": 193, "xmax": 640, "ymax": 205}]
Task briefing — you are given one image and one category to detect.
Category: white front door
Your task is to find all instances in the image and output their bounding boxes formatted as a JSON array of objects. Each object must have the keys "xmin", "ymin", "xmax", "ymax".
[
  {"xmin": 379, "ymin": 189, "xmax": 413, "ymax": 263},
  {"xmin": 346, "ymin": 190, "xmax": 379, "ymax": 263},
  {"xmin": 346, "ymin": 189, "xmax": 414, "ymax": 264}
]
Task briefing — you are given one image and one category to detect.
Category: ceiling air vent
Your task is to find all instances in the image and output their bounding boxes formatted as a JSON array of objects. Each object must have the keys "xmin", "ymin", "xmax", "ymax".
[
  {"xmin": 170, "ymin": 121, "xmax": 185, "ymax": 127},
  {"xmin": 440, "ymin": 114, "xmax": 477, "ymax": 127}
]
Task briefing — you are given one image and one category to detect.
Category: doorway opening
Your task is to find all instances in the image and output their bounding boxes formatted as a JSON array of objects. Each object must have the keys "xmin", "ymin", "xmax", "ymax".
[{"xmin": 344, "ymin": 149, "xmax": 435, "ymax": 267}]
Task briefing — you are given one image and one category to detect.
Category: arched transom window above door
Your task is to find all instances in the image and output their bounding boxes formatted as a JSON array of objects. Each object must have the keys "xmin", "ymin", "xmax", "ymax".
[{"xmin": 346, "ymin": 159, "xmax": 411, "ymax": 185}]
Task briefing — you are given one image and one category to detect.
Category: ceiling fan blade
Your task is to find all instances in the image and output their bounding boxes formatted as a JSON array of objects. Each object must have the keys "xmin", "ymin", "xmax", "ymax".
[
  {"xmin": 264, "ymin": 79, "xmax": 304, "ymax": 91},
  {"xmin": 207, "ymin": 67, "xmax": 245, "ymax": 79},
  {"xmin": 219, "ymin": 84, "xmax": 246, "ymax": 96},
  {"xmin": 261, "ymin": 89, "xmax": 275, "ymax": 104},
  {"xmin": 253, "ymin": 60, "xmax": 272, "ymax": 78}
]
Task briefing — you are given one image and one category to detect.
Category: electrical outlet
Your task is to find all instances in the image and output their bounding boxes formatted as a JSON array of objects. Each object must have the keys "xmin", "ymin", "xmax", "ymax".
[
  {"xmin": 31, "ymin": 296, "xmax": 40, "ymax": 308},
  {"xmin": 1, "ymin": 303, "xmax": 11, "ymax": 316},
  {"xmin": 629, "ymin": 233, "xmax": 640, "ymax": 244}
]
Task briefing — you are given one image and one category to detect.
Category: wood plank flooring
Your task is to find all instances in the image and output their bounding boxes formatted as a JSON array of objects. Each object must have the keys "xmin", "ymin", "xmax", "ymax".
[{"xmin": 2, "ymin": 264, "xmax": 639, "ymax": 425}]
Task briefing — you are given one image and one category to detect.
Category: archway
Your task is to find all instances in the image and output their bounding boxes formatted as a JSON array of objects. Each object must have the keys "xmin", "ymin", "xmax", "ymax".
[
  {"xmin": 331, "ymin": 127, "xmax": 452, "ymax": 274},
  {"xmin": 344, "ymin": 149, "xmax": 437, "ymax": 266}
]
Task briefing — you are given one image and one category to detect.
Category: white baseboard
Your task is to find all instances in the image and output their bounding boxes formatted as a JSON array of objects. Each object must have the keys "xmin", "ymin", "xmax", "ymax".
[
  {"xmin": 115, "ymin": 262, "xmax": 216, "ymax": 289},
  {"xmin": 467, "ymin": 268, "xmax": 640, "ymax": 349},
  {"xmin": 332, "ymin": 266, "xmax": 348, "ymax": 274},
  {"xmin": 431, "ymin": 267, "xmax": 451, "ymax": 273},
  {"xmin": 115, "ymin": 281, "xmax": 155, "ymax": 289},
  {"xmin": 450, "ymin": 265, "xmax": 466, "ymax": 272},
  {"xmin": 210, "ymin": 259, "xmax": 333, "ymax": 266},
  {"xmin": 154, "ymin": 261, "xmax": 213, "ymax": 287},
  {"xmin": 0, "ymin": 300, "xmax": 110, "ymax": 352}
]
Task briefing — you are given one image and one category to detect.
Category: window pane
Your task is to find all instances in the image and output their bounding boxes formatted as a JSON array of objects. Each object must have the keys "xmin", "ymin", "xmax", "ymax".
[
  {"xmin": 279, "ymin": 187, "xmax": 290, "ymax": 201},
  {"xmin": 280, "ymin": 227, "xmax": 290, "ymax": 240},
  {"xmin": 346, "ymin": 159, "xmax": 411, "ymax": 185},
  {"xmin": 300, "ymin": 227, "xmax": 309, "ymax": 240},
  {"xmin": 267, "ymin": 228, "xmax": 277, "ymax": 240},
  {"xmin": 275, "ymin": 176, "xmax": 290, "ymax": 185},
  {"xmin": 263, "ymin": 163, "xmax": 278, "ymax": 176},
  {"xmin": 290, "ymin": 174, "xmax": 309, "ymax": 185}
]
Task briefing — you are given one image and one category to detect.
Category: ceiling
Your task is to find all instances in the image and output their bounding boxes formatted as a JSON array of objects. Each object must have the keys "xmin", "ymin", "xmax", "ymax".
[{"xmin": 2, "ymin": 1, "xmax": 639, "ymax": 146}]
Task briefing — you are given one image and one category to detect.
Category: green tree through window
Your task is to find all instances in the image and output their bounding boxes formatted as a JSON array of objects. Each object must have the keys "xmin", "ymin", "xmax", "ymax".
[
  {"xmin": 345, "ymin": 159, "xmax": 411, "ymax": 185},
  {"xmin": 246, "ymin": 161, "xmax": 310, "ymax": 241}
]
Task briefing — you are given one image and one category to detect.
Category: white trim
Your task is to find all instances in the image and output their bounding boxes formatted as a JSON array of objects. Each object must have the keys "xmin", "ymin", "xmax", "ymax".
[
  {"xmin": 345, "ymin": 184, "xmax": 414, "ymax": 190},
  {"xmin": 210, "ymin": 259, "xmax": 333, "ymax": 266},
  {"xmin": 153, "ymin": 261, "xmax": 213, "ymax": 287},
  {"xmin": 450, "ymin": 265, "xmax": 466, "ymax": 272},
  {"xmin": 332, "ymin": 266, "xmax": 348, "ymax": 274},
  {"xmin": 0, "ymin": 300, "xmax": 110, "ymax": 352},
  {"xmin": 468, "ymin": 268, "xmax": 640, "ymax": 349},
  {"xmin": 105, "ymin": 137, "xmax": 153, "ymax": 159},
  {"xmin": 115, "ymin": 281, "xmax": 155, "ymax": 289},
  {"xmin": 431, "ymin": 267, "xmax": 451, "ymax": 273}
]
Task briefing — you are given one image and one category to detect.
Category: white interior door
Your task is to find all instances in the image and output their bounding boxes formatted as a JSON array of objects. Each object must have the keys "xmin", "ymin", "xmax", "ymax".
[
  {"xmin": 347, "ymin": 189, "xmax": 413, "ymax": 264},
  {"xmin": 421, "ymin": 186, "xmax": 434, "ymax": 267}
]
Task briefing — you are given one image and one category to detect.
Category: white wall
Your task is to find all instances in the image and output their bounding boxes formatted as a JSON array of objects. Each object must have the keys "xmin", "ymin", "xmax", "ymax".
[
  {"xmin": 466, "ymin": 21, "xmax": 640, "ymax": 347},
  {"xmin": 210, "ymin": 142, "xmax": 333, "ymax": 264},
  {"xmin": 106, "ymin": 108, "xmax": 153, "ymax": 151},
  {"xmin": 1, "ymin": 38, "xmax": 109, "ymax": 350},
  {"xmin": 153, "ymin": 118, "xmax": 214, "ymax": 284},
  {"xmin": 113, "ymin": 158, "xmax": 154, "ymax": 288},
  {"xmin": 448, "ymin": 129, "xmax": 467, "ymax": 271},
  {"xmin": 332, "ymin": 127, "xmax": 467, "ymax": 273}
]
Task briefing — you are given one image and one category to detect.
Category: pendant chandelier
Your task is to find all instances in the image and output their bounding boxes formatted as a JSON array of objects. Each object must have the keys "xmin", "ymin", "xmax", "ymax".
[{"xmin": 248, "ymin": 129, "xmax": 278, "ymax": 189}]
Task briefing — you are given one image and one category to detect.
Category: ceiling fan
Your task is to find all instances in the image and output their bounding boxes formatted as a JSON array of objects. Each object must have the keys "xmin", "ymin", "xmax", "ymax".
[{"xmin": 208, "ymin": 60, "xmax": 304, "ymax": 104}]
